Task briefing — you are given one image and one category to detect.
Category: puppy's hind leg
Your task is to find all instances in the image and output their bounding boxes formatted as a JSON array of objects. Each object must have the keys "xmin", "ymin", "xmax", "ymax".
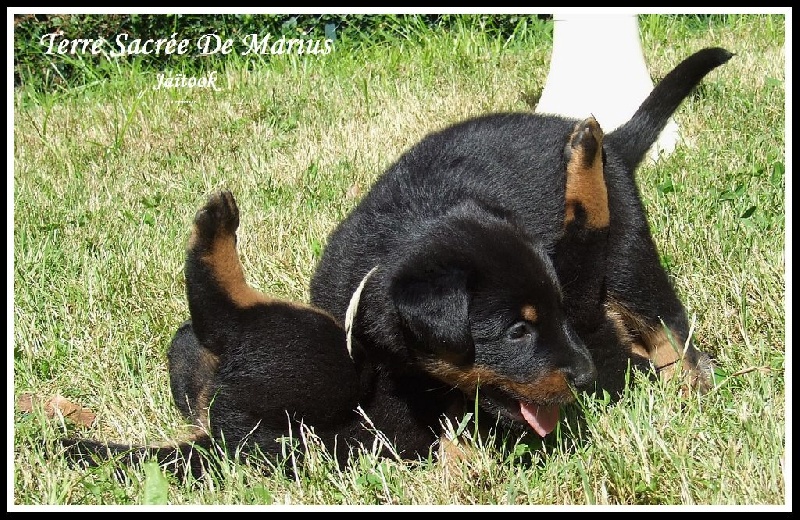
[
  {"xmin": 564, "ymin": 116, "xmax": 609, "ymax": 231},
  {"xmin": 562, "ymin": 120, "xmax": 712, "ymax": 393},
  {"xmin": 556, "ymin": 116, "xmax": 609, "ymax": 333},
  {"xmin": 185, "ymin": 190, "xmax": 272, "ymax": 355},
  {"xmin": 556, "ymin": 117, "xmax": 648, "ymax": 395},
  {"xmin": 167, "ymin": 320, "xmax": 218, "ymax": 424}
]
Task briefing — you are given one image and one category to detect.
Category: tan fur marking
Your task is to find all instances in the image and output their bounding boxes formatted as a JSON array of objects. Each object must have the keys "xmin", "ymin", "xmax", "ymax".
[
  {"xmin": 565, "ymin": 117, "xmax": 609, "ymax": 229},
  {"xmin": 643, "ymin": 328, "xmax": 683, "ymax": 380},
  {"xmin": 605, "ymin": 296, "xmax": 701, "ymax": 385},
  {"xmin": 438, "ymin": 434, "xmax": 478, "ymax": 465},
  {"xmin": 424, "ymin": 360, "xmax": 573, "ymax": 403},
  {"xmin": 437, "ymin": 395, "xmax": 489, "ymax": 478},
  {"xmin": 630, "ymin": 342, "xmax": 649, "ymax": 359},
  {"xmin": 605, "ymin": 297, "xmax": 650, "ymax": 334},
  {"xmin": 521, "ymin": 305, "xmax": 538, "ymax": 323},
  {"xmin": 605, "ymin": 301, "xmax": 630, "ymax": 343},
  {"xmin": 606, "ymin": 297, "xmax": 683, "ymax": 358},
  {"xmin": 199, "ymin": 228, "xmax": 323, "ymax": 314},
  {"xmin": 198, "ymin": 348, "xmax": 220, "ymax": 374},
  {"xmin": 176, "ymin": 426, "xmax": 210, "ymax": 445},
  {"xmin": 605, "ymin": 300, "xmax": 648, "ymax": 359},
  {"xmin": 192, "ymin": 384, "xmax": 213, "ymax": 427},
  {"xmin": 189, "ymin": 349, "xmax": 220, "ymax": 426},
  {"xmin": 438, "ymin": 433, "xmax": 485, "ymax": 485},
  {"xmin": 139, "ymin": 426, "xmax": 211, "ymax": 453},
  {"xmin": 202, "ymin": 234, "xmax": 272, "ymax": 308}
]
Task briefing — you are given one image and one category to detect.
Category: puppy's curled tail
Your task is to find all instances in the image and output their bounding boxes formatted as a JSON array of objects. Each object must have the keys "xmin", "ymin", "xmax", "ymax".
[
  {"xmin": 60, "ymin": 432, "xmax": 216, "ymax": 479},
  {"xmin": 608, "ymin": 47, "xmax": 734, "ymax": 170}
]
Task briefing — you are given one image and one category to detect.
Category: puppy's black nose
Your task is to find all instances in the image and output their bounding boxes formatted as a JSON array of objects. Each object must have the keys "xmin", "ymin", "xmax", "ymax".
[
  {"xmin": 560, "ymin": 323, "xmax": 598, "ymax": 390},
  {"xmin": 563, "ymin": 361, "xmax": 598, "ymax": 391}
]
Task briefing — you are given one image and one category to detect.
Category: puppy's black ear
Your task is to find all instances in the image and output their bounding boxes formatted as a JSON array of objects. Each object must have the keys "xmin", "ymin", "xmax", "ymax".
[{"xmin": 391, "ymin": 267, "xmax": 473, "ymax": 360}]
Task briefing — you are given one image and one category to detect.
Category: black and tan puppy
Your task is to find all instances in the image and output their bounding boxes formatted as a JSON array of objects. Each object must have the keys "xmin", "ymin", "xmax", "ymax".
[
  {"xmin": 63, "ymin": 184, "xmax": 596, "ymax": 474},
  {"xmin": 309, "ymin": 47, "xmax": 732, "ymax": 437},
  {"xmin": 63, "ymin": 192, "xmax": 368, "ymax": 475}
]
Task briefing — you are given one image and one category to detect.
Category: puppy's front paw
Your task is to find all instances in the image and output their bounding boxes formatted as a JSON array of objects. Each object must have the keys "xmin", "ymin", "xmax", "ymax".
[
  {"xmin": 643, "ymin": 329, "xmax": 716, "ymax": 395},
  {"xmin": 190, "ymin": 190, "xmax": 239, "ymax": 250},
  {"xmin": 660, "ymin": 348, "xmax": 715, "ymax": 395},
  {"xmin": 690, "ymin": 350, "xmax": 715, "ymax": 394}
]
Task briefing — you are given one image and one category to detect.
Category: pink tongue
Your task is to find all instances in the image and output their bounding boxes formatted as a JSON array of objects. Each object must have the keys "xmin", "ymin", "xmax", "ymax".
[{"xmin": 519, "ymin": 401, "xmax": 560, "ymax": 438}]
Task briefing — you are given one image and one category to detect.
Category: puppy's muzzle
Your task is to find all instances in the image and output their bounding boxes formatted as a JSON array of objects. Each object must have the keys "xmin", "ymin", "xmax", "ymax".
[{"xmin": 559, "ymin": 323, "xmax": 597, "ymax": 391}]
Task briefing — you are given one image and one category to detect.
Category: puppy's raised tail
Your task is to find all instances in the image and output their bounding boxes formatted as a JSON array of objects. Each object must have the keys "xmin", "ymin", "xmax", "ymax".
[
  {"xmin": 60, "ymin": 432, "xmax": 216, "ymax": 479},
  {"xmin": 608, "ymin": 47, "xmax": 734, "ymax": 170}
]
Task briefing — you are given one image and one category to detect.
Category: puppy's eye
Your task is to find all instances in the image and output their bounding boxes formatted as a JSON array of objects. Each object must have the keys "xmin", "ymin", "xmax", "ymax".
[{"xmin": 507, "ymin": 321, "xmax": 535, "ymax": 340}]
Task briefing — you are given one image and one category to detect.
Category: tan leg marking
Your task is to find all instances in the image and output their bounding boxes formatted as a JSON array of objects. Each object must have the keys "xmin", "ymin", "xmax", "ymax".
[
  {"xmin": 644, "ymin": 328, "xmax": 683, "ymax": 379},
  {"xmin": 202, "ymin": 234, "xmax": 273, "ymax": 308},
  {"xmin": 605, "ymin": 297, "xmax": 713, "ymax": 391},
  {"xmin": 605, "ymin": 300, "xmax": 649, "ymax": 360},
  {"xmin": 437, "ymin": 397, "xmax": 486, "ymax": 482},
  {"xmin": 565, "ymin": 116, "xmax": 609, "ymax": 229},
  {"xmin": 190, "ymin": 192, "xmax": 273, "ymax": 309},
  {"xmin": 190, "ymin": 349, "xmax": 220, "ymax": 426}
]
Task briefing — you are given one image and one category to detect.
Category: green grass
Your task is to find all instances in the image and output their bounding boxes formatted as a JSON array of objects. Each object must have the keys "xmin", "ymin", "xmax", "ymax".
[{"xmin": 12, "ymin": 14, "xmax": 786, "ymax": 507}]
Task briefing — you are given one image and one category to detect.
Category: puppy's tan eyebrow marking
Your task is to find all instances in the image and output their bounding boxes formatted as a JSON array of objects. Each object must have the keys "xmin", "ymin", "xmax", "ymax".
[{"xmin": 521, "ymin": 305, "xmax": 538, "ymax": 323}]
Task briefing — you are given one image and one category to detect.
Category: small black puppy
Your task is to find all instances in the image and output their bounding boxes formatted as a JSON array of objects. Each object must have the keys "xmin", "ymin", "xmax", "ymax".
[{"xmin": 309, "ymin": 47, "xmax": 732, "ymax": 436}]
